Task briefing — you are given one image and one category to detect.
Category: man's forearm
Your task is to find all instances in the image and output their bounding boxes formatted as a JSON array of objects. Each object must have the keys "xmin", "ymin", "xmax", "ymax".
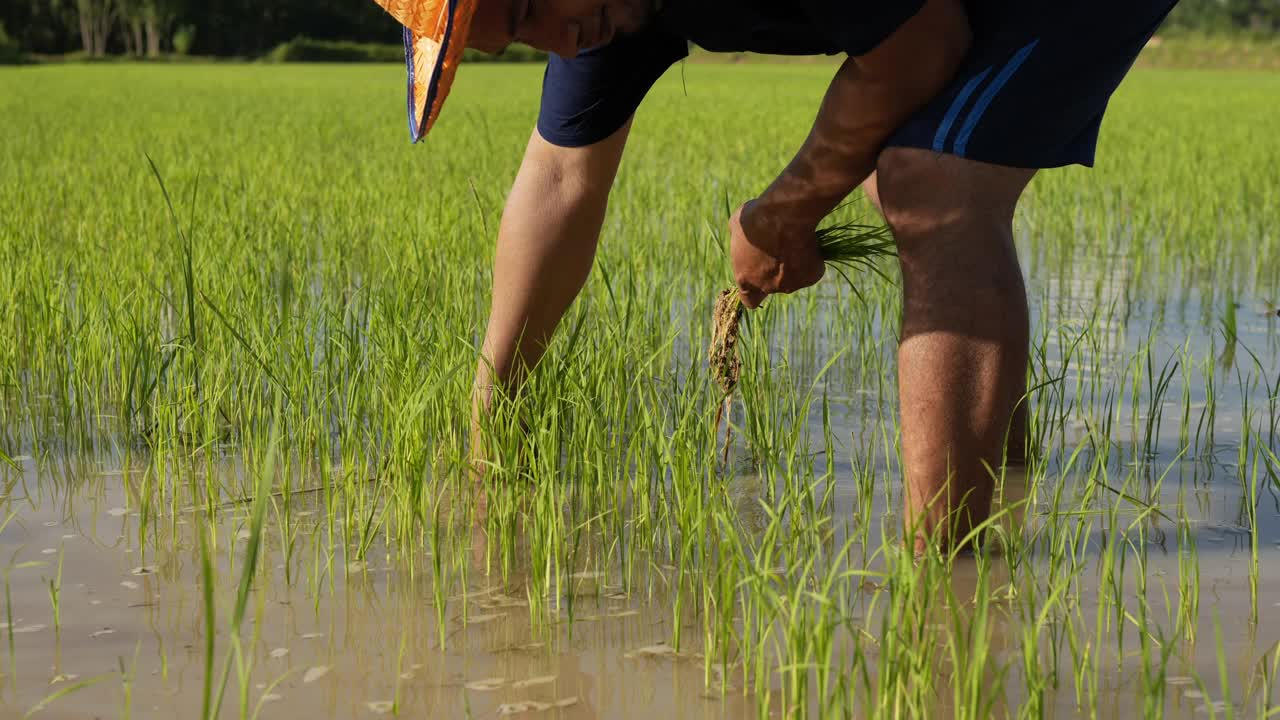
[
  {"xmin": 756, "ymin": 57, "xmax": 894, "ymax": 222},
  {"xmin": 475, "ymin": 185, "xmax": 602, "ymax": 391},
  {"xmin": 474, "ymin": 124, "xmax": 630, "ymax": 408},
  {"xmin": 757, "ymin": 0, "xmax": 972, "ymax": 223},
  {"xmin": 475, "ymin": 170, "xmax": 609, "ymax": 404}
]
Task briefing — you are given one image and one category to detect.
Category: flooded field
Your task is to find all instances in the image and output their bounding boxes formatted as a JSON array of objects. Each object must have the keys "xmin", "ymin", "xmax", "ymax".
[{"xmin": 1, "ymin": 64, "xmax": 1279, "ymax": 718}]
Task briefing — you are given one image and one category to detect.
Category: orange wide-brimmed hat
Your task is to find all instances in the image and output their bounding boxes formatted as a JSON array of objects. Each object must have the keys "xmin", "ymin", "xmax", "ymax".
[{"xmin": 375, "ymin": 0, "xmax": 478, "ymax": 142}]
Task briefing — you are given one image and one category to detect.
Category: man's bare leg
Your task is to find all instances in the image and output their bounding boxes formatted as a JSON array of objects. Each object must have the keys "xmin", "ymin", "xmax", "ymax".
[
  {"xmin": 862, "ymin": 168, "xmax": 1028, "ymax": 467},
  {"xmin": 872, "ymin": 148, "xmax": 1036, "ymax": 551}
]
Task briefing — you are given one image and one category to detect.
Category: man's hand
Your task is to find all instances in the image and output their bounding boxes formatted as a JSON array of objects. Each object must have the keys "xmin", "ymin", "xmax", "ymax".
[
  {"xmin": 732, "ymin": 0, "xmax": 968, "ymax": 309},
  {"xmin": 730, "ymin": 199, "xmax": 826, "ymax": 309},
  {"xmin": 731, "ymin": 0, "xmax": 967, "ymax": 309}
]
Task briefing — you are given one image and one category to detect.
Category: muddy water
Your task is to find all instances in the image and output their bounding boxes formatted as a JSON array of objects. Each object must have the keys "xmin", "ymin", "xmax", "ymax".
[
  {"xmin": 1, "ymin": 446, "xmax": 1278, "ymax": 718},
  {"xmin": 0, "ymin": 460, "xmax": 758, "ymax": 719},
  {"xmin": 3, "ymin": 292, "xmax": 1280, "ymax": 719}
]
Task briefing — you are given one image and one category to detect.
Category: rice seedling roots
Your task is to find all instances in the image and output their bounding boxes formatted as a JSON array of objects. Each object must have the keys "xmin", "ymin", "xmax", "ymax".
[
  {"xmin": 706, "ymin": 218, "xmax": 895, "ymax": 462},
  {"xmin": 710, "ymin": 289, "xmax": 746, "ymax": 461}
]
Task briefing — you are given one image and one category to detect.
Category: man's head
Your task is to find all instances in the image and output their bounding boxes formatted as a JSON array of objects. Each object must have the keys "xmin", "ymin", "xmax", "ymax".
[
  {"xmin": 469, "ymin": 0, "xmax": 655, "ymax": 57},
  {"xmin": 374, "ymin": 0, "xmax": 653, "ymax": 142}
]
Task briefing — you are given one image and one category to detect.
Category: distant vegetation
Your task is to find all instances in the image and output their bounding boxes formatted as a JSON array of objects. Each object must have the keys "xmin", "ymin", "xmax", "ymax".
[
  {"xmin": 1162, "ymin": 0, "xmax": 1280, "ymax": 33},
  {"xmin": 2, "ymin": 62, "xmax": 1279, "ymax": 717},
  {"xmin": 0, "ymin": 22, "xmax": 22, "ymax": 64},
  {"xmin": 1137, "ymin": 31, "xmax": 1280, "ymax": 70},
  {"xmin": 264, "ymin": 36, "xmax": 549, "ymax": 65},
  {"xmin": 0, "ymin": 0, "xmax": 1276, "ymax": 64},
  {"xmin": 264, "ymin": 37, "xmax": 404, "ymax": 65}
]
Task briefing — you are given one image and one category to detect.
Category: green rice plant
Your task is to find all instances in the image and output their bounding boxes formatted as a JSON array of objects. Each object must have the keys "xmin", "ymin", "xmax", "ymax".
[
  {"xmin": 23, "ymin": 673, "xmax": 113, "ymax": 719},
  {"xmin": 3, "ymin": 571, "xmax": 11, "ymax": 682},
  {"xmin": 196, "ymin": 492, "xmax": 217, "ymax": 720},
  {"xmin": 1252, "ymin": 641, "xmax": 1280, "ymax": 717},
  {"xmin": 1213, "ymin": 609, "xmax": 1237, "ymax": 720},
  {"xmin": 0, "ymin": 63, "xmax": 1278, "ymax": 718},
  {"xmin": 144, "ymin": 155, "xmax": 204, "ymax": 410},
  {"xmin": 45, "ymin": 546, "xmax": 62, "ymax": 637},
  {"xmin": 249, "ymin": 670, "xmax": 294, "ymax": 720},
  {"xmin": 188, "ymin": 413, "xmax": 280, "ymax": 720},
  {"xmin": 1142, "ymin": 346, "xmax": 1179, "ymax": 458},
  {"xmin": 1220, "ymin": 288, "xmax": 1239, "ymax": 371},
  {"xmin": 119, "ymin": 643, "xmax": 141, "ymax": 720},
  {"xmin": 1242, "ymin": 410, "xmax": 1261, "ymax": 626},
  {"xmin": 708, "ymin": 218, "xmax": 894, "ymax": 453}
]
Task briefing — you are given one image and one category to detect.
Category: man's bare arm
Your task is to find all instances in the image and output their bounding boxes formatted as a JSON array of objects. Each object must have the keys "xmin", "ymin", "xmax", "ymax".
[
  {"xmin": 759, "ymin": 0, "xmax": 971, "ymax": 222},
  {"xmin": 732, "ymin": 0, "xmax": 971, "ymax": 306},
  {"xmin": 474, "ymin": 121, "xmax": 631, "ymax": 409}
]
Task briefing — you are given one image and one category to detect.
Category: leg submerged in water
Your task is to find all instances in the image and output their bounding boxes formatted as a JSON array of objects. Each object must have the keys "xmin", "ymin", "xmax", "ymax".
[{"xmin": 875, "ymin": 147, "xmax": 1035, "ymax": 552}]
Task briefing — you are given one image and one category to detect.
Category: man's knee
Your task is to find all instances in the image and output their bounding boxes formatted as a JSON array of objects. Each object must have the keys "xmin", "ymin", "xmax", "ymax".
[
  {"xmin": 861, "ymin": 171, "xmax": 884, "ymax": 218},
  {"xmin": 874, "ymin": 147, "xmax": 1034, "ymax": 240}
]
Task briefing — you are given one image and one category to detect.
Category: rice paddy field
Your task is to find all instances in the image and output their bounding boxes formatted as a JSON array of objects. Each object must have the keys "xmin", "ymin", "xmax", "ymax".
[{"xmin": 1, "ymin": 62, "xmax": 1279, "ymax": 719}]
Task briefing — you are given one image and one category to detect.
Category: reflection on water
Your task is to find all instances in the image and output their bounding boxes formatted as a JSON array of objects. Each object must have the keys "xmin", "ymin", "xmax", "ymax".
[
  {"xmin": 0, "ymin": 461, "xmax": 759, "ymax": 718},
  {"xmin": 2, "ymin": 263, "xmax": 1279, "ymax": 719},
  {"xmin": 4, "ymin": 359, "xmax": 1278, "ymax": 716}
]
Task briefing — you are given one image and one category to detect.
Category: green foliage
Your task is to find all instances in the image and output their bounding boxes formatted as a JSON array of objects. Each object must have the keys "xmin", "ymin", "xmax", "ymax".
[
  {"xmin": 1, "ymin": 64, "xmax": 1279, "ymax": 717},
  {"xmin": 0, "ymin": 21, "xmax": 23, "ymax": 64},
  {"xmin": 1, "ymin": 0, "xmax": 1277, "ymax": 58},
  {"xmin": 173, "ymin": 24, "xmax": 196, "ymax": 56},
  {"xmin": 266, "ymin": 35, "xmax": 548, "ymax": 63},
  {"xmin": 1166, "ymin": 0, "xmax": 1280, "ymax": 32},
  {"xmin": 462, "ymin": 43, "xmax": 548, "ymax": 63},
  {"xmin": 1139, "ymin": 30, "xmax": 1280, "ymax": 70},
  {"xmin": 266, "ymin": 35, "xmax": 403, "ymax": 63},
  {"xmin": 1, "ymin": 0, "xmax": 399, "ymax": 56}
]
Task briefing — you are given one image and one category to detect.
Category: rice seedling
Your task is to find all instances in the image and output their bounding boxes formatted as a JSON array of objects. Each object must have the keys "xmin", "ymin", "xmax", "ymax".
[
  {"xmin": 44, "ymin": 547, "xmax": 61, "ymax": 638},
  {"xmin": 22, "ymin": 673, "xmax": 112, "ymax": 719},
  {"xmin": 709, "ymin": 218, "xmax": 894, "ymax": 455},
  {"xmin": 0, "ymin": 62, "xmax": 1277, "ymax": 719},
  {"xmin": 119, "ymin": 644, "xmax": 142, "ymax": 720},
  {"xmin": 3, "ymin": 570, "xmax": 13, "ymax": 680}
]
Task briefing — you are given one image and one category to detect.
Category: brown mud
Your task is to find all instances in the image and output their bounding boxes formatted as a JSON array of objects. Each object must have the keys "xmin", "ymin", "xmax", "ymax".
[{"xmin": 708, "ymin": 288, "xmax": 745, "ymax": 460}]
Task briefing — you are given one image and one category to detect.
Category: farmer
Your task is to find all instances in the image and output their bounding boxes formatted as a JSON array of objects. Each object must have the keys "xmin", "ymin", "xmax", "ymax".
[{"xmin": 372, "ymin": 0, "xmax": 1176, "ymax": 549}]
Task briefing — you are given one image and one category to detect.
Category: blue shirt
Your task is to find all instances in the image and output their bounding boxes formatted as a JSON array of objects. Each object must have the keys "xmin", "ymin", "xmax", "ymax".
[{"xmin": 536, "ymin": 1, "xmax": 926, "ymax": 147}]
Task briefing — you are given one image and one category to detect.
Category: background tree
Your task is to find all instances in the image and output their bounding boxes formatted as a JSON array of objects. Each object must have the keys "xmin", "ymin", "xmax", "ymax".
[
  {"xmin": 1167, "ymin": 0, "xmax": 1280, "ymax": 31},
  {"xmin": 74, "ymin": 0, "xmax": 116, "ymax": 56},
  {"xmin": 118, "ymin": 0, "xmax": 142, "ymax": 55},
  {"xmin": 0, "ymin": 0, "xmax": 1275, "ymax": 58},
  {"xmin": 143, "ymin": 0, "xmax": 181, "ymax": 56}
]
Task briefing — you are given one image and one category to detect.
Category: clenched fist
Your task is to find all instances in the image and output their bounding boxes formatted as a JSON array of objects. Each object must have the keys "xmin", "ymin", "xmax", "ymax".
[{"xmin": 730, "ymin": 199, "xmax": 825, "ymax": 309}]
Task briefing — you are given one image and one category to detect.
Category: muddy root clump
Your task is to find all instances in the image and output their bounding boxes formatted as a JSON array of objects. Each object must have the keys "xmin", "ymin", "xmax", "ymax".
[
  {"xmin": 709, "ymin": 288, "xmax": 744, "ymax": 396},
  {"xmin": 709, "ymin": 288, "xmax": 745, "ymax": 461}
]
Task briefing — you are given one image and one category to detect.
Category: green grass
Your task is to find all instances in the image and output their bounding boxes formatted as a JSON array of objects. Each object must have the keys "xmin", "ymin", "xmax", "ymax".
[
  {"xmin": 1, "ymin": 63, "xmax": 1279, "ymax": 717},
  {"xmin": 1135, "ymin": 31, "xmax": 1280, "ymax": 71}
]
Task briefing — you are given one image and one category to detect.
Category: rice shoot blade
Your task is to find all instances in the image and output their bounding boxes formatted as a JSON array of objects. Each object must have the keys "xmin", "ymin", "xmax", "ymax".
[{"xmin": 708, "ymin": 217, "xmax": 895, "ymax": 457}]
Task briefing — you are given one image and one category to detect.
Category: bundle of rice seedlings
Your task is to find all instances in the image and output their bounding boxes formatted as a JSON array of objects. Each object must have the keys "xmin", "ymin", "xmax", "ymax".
[{"xmin": 709, "ymin": 218, "xmax": 896, "ymax": 460}]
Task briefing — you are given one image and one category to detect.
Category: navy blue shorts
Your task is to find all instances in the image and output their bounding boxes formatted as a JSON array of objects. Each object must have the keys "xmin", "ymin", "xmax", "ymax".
[
  {"xmin": 887, "ymin": 0, "xmax": 1179, "ymax": 168},
  {"xmin": 537, "ymin": 0, "xmax": 1179, "ymax": 170}
]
